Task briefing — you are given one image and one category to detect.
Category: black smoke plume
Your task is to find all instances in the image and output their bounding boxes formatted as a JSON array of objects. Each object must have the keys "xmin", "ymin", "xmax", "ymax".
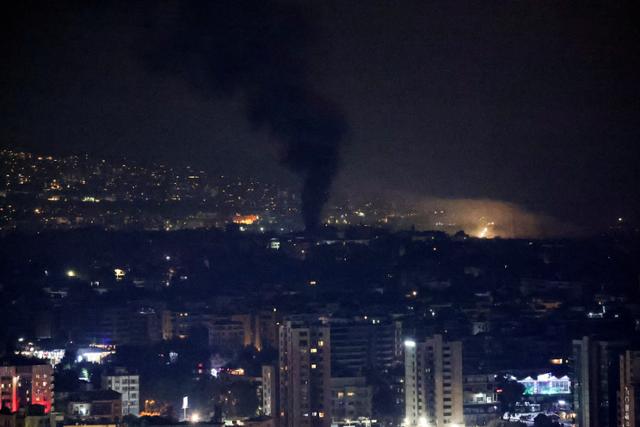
[{"xmin": 150, "ymin": 0, "xmax": 347, "ymax": 231}]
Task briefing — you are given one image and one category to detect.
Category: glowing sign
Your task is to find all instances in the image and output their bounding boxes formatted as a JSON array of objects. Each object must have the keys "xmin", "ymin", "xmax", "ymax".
[{"xmin": 518, "ymin": 373, "xmax": 570, "ymax": 395}]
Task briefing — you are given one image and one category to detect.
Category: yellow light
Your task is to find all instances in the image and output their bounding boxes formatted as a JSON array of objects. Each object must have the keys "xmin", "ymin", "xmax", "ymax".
[
  {"xmin": 232, "ymin": 214, "xmax": 259, "ymax": 225},
  {"xmin": 190, "ymin": 412, "xmax": 200, "ymax": 423},
  {"xmin": 66, "ymin": 270, "xmax": 76, "ymax": 278}
]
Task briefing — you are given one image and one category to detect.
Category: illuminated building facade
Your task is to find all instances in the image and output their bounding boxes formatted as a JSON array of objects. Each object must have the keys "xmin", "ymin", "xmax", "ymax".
[
  {"xmin": 619, "ymin": 350, "xmax": 640, "ymax": 427},
  {"xmin": 262, "ymin": 365, "xmax": 278, "ymax": 417},
  {"xmin": 0, "ymin": 363, "xmax": 54, "ymax": 413},
  {"xmin": 404, "ymin": 335, "xmax": 464, "ymax": 427},
  {"xmin": 278, "ymin": 320, "xmax": 331, "ymax": 427}
]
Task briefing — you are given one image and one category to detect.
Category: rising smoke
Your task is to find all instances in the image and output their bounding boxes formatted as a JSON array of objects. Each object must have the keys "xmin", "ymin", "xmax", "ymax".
[{"xmin": 149, "ymin": 0, "xmax": 347, "ymax": 231}]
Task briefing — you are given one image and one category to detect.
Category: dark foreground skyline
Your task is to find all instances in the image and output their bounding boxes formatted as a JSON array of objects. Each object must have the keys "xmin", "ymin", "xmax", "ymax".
[{"xmin": 2, "ymin": 0, "xmax": 640, "ymax": 232}]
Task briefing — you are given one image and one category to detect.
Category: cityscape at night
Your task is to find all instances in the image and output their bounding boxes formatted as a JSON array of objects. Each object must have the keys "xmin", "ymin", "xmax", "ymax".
[
  {"xmin": 1, "ymin": 149, "xmax": 576, "ymax": 237},
  {"xmin": 1, "ymin": 1, "xmax": 640, "ymax": 427}
]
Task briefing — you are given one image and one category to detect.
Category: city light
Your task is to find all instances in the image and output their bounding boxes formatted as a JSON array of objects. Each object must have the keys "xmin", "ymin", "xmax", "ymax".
[
  {"xmin": 0, "ymin": 1, "xmax": 637, "ymax": 424},
  {"xmin": 232, "ymin": 214, "xmax": 259, "ymax": 225}
]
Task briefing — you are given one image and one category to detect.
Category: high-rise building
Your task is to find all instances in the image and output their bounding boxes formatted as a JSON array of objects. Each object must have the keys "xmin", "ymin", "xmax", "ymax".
[
  {"xmin": 572, "ymin": 336, "xmax": 627, "ymax": 427},
  {"xmin": 330, "ymin": 376, "xmax": 372, "ymax": 422},
  {"xmin": 102, "ymin": 367, "xmax": 140, "ymax": 416},
  {"xmin": 278, "ymin": 320, "xmax": 331, "ymax": 427},
  {"xmin": 619, "ymin": 350, "xmax": 640, "ymax": 427},
  {"xmin": 0, "ymin": 362, "xmax": 54, "ymax": 413},
  {"xmin": 262, "ymin": 365, "xmax": 278, "ymax": 417},
  {"xmin": 329, "ymin": 318, "xmax": 402, "ymax": 375},
  {"xmin": 404, "ymin": 335, "xmax": 464, "ymax": 427},
  {"xmin": 88, "ymin": 305, "xmax": 162, "ymax": 345}
]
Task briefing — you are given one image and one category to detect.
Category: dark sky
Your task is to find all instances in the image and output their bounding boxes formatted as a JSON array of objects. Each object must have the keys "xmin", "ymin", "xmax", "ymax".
[{"xmin": 2, "ymin": 0, "xmax": 639, "ymax": 230}]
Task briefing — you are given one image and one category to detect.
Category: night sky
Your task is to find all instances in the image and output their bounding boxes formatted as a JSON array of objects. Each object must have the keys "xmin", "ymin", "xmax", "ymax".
[{"xmin": 2, "ymin": 0, "xmax": 639, "ymax": 231}]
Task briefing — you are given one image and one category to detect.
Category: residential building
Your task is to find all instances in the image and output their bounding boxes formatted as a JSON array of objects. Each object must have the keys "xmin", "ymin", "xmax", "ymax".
[
  {"xmin": 619, "ymin": 350, "xmax": 640, "ymax": 427},
  {"xmin": 329, "ymin": 318, "xmax": 402, "ymax": 376},
  {"xmin": 208, "ymin": 319, "xmax": 246, "ymax": 350},
  {"xmin": 0, "ymin": 362, "xmax": 54, "ymax": 413},
  {"xmin": 330, "ymin": 376, "xmax": 372, "ymax": 422},
  {"xmin": 278, "ymin": 320, "xmax": 331, "ymax": 427},
  {"xmin": 463, "ymin": 374, "xmax": 499, "ymax": 427},
  {"xmin": 573, "ymin": 336, "xmax": 627, "ymax": 427},
  {"xmin": 101, "ymin": 368, "xmax": 139, "ymax": 416},
  {"xmin": 404, "ymin": 335, "xmax": 464, "ymax": 427},
  {"xmin": 66, "ymin": 390, "xmax": 122, "ymax": 422},
  {"xmin": 262, "ymin": 365, "xmax": 278, "ymax": 417}
]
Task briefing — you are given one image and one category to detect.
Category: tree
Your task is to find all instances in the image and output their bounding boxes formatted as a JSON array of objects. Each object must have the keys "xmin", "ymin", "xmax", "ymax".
[{"xmin": 496, "ymin": 376, "xmax": 525, "ymax": 413}]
